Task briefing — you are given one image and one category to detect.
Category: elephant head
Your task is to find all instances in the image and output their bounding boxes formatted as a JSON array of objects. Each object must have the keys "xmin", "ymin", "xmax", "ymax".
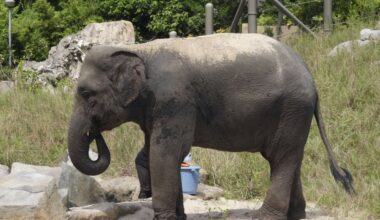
[{"xmin": 68, "ymin": 46, "xmax": 146, "ymax": 175}]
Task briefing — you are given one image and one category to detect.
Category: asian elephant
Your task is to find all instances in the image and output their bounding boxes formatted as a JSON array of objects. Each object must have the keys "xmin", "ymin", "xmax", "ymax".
[{"xmin": 67, "ymin": 33, "xmax": 354, "ymax": 220}]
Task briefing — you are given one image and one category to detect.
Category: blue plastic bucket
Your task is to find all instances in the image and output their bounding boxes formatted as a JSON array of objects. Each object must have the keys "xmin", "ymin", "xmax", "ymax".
[{"xmin": 180, "ymin": 165, "xmax": 200, "ymax": 195}]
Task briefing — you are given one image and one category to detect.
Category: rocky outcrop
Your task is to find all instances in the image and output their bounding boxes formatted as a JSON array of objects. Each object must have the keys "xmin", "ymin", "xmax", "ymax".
[
  {"xmin": 0, "ymin": 163, "xmax": 66, "ymax": 220},
  {"xmin": 59, "ymin": 162, "xmax": 106, "ymax": 207},
  {"xmin": 328, "ymin": 39, "xmax": 371, "ymax": 56},
  {"xmin": 22, "ymin": 20, "xmax": 135, "ymax": 86},
  {"xmin": 360, "ymin": 28, "xmax": 380, "ymax": 41},
  {"xmin": 328, "ymin": 23, "xmax": 380, "ymax": 57}
]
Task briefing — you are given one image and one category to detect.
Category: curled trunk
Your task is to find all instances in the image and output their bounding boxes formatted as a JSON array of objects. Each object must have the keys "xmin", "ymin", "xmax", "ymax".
[{"xmin": 68, "ymin": 112, "xmax": 110, "ymax": 176}]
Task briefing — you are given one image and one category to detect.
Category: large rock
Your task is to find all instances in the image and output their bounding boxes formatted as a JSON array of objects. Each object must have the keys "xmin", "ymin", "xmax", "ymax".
[
  {"xmin": 58, "ymin": 162, "xmax": 106, "ymax": 207},
  {"xmin": 360, "ymin": 28, "xmax": 380, "ymax": 41},
  {"xmin": 196, "ymin": 183, "xmax": 224, "ymax": 200},
  {"xmin": 329, "ymin": 27, "xmax": 380, "ymax": 57},
  {"xmin": 328, "ymin": 40, "xmax": 371, "ymax": 56},
  {"xmin": 10, "ymin": 162, "xmax": 61, "ymax": 180},
  {"xmin": 98, "ymin": 176, "xmax": 140, "ymax": 202},
  {"xmin": 0, "ymin": 172, "xmax": 66, "ymax": 219},
  {"xmin": 23, "ymin": 20, "xmax": 135, "ymax": 86}
]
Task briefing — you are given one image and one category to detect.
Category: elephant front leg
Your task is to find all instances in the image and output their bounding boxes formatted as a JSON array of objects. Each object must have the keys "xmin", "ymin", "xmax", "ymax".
[
  {"xmin": 135, "ymin": 134, "xmax": 152, "ymax": 199},
  {"xmin": 149, "ymin": 107, "xmax": 195, "ymax": 220}
]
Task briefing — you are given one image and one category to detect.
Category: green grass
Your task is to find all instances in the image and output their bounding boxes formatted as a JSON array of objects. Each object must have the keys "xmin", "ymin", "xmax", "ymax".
[{"xmin": 0, "ymin": 20, "xmax": 379, "ymax": 218}]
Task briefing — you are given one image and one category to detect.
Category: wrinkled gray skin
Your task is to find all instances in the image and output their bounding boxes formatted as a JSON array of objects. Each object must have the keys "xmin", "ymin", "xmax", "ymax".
[{"xmin": 68, "ymin": 34, "xmax": 354, "ymax": 220}]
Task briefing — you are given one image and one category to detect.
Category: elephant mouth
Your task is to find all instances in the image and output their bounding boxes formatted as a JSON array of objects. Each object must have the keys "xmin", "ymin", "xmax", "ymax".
[{"xmin": 91, "ymin": 111, "xmax": 126, "ymax": 133}]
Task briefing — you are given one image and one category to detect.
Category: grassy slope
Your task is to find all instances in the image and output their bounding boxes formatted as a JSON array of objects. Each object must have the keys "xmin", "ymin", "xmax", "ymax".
[{"xmin": 0, "ymin": 21, "xmax": 379, "ymax": 218}]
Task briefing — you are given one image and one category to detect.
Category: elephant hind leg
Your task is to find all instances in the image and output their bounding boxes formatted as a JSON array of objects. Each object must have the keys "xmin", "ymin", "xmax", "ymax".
[
  {"xmin": 260, "ymin": 109, "xmax": 312, "ymax": 220},
  {"xmin": 259, "ymin": 152, "xmax": 303, "ymax": 220},
  {"xmin": 287, "ymin": 166, "xmax": 306, "ymax": 220},
  {"xmin": 135, "ymin": 146, "xmax": 152, "ymax": 199}
]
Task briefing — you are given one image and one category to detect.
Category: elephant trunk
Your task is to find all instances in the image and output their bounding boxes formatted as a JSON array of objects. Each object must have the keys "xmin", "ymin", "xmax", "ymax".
[{"xmin": 68, "ymin": 111, "xmax": 110, "ymax": 176}]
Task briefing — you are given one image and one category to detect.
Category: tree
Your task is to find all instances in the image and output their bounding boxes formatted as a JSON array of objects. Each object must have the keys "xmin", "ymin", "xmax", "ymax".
[
  {"xmin": 12, "ymin": 0, "xmax": 59, "ymax": 61},
  {"xmin": 56, "ymin": 0, "xmax": 103, "ymax": 36}
]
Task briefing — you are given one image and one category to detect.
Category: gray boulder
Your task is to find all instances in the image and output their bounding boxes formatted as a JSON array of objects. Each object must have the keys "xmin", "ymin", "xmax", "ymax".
[
  {"xmin": 328, "ymin": 40, "xmax": 371, "ymax": 56},
  {"xmin": 196, "ymin": 183, "xmax": 224, "ymax": 200},
  {"xmin": 360, "ymin": 28, "xmax": 380, "ymax": 41},
  {"xmin": 23, "ymin": 20, "xmax": 135, "ymax": 86},
  {"xmin": 329, "ymin": 27, "xmax": 380, "ymax": 57},
  {"xmin": 10, "ymin": 162, "xmax": 61, "ymax": 180},
  {"xmin": 0, "ymin": 171, "xmax": 66, "ymax": 219},
  {"xmin": 0, "ymin": 81, "xmax": 15, "ymax": 94},
  {"xmin": 58, "ymin": 162, "xmax": 106, "ymax": 207}
]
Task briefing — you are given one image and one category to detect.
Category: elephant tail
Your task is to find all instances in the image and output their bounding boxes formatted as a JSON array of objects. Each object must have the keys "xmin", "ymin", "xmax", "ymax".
[{"xmin": 314, "ymin": 95, "xmax": 355, "ymax": 194}]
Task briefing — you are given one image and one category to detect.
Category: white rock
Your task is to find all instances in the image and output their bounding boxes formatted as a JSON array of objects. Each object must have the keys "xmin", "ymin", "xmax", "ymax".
[
  {"xmin": 0, "ymin": 172, "xmax": 66, "ymax": 219},
  {"xmin": 328, "ymin": 40, "xmax": 371, "ymax": 56},
  {"xmin": 0, "ymin": 81, "xmax": 15, "ymax": 94},
  {"xmin": 23, "ymin": 20, "xmax": 135, "ymax": 86},
  {"xmin": 360, "ymin": 28, "xmax": 380, "ymax": 41},
  {"xmin": 10, "ymin": 162, "xmax": 61, "ymax": 180}
]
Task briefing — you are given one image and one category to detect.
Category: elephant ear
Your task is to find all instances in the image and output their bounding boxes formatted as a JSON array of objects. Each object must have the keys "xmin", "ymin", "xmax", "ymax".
[{"xmin": 110, "ymin": 51, "xmax": 146, "ymax": 107}]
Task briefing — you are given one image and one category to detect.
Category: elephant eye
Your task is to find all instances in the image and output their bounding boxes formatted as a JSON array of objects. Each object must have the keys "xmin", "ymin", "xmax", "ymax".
[{"xmin": 78, "ymin": 87, "xmax": 96, "ymax": 99}]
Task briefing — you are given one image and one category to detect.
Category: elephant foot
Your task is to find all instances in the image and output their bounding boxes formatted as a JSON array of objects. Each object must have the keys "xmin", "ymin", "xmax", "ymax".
[
  {"xmin": 138, "ymin": 190, "xmax": 152, "ymax": 199},
  {"xmin": 287, "ymin": 210, "xmax": 306, "ymax": 220},
  {"xmin": 287, "ymin": 198, "xmax": 306, "ymax": 220},
  {"xmin": 177, "ymin": 214, "xmax": 187, "ymax": 220},
  {"xmin": 153, "ymin": 209, "xmax": 177, "ymax": 220},
  {"xmin": 258, "ymin": 202, "xmax": 287, "ymax": 220}
]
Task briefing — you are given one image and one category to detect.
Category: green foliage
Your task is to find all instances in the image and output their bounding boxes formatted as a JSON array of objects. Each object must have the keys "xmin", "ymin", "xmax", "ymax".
[
  {"xmin": 0, "ymin": 67, "xmax": 14, "ymax": 80},
  {"xmin": 12, "ymin": 0, "xmax": 59, "ymax": 61},
  {"xmin": 0, "ymin": 0, "xmax": 104, "ymax": 65},
  {"xmin": 0, "ymin": 4, "xmax": 10, "ymax": 65},
  {"xmin": 56, "ymin": 0, "xmax": 103, "ymax": 36},
  {"xmin": 98, "ymin": 0, "xmax": 209, "ymax": 40}
]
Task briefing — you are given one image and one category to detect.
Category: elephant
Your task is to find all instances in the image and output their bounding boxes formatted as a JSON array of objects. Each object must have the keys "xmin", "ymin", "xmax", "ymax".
[{"xmin": 67, "ymin": 33, "xmax": 354, "ymax": 220}]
